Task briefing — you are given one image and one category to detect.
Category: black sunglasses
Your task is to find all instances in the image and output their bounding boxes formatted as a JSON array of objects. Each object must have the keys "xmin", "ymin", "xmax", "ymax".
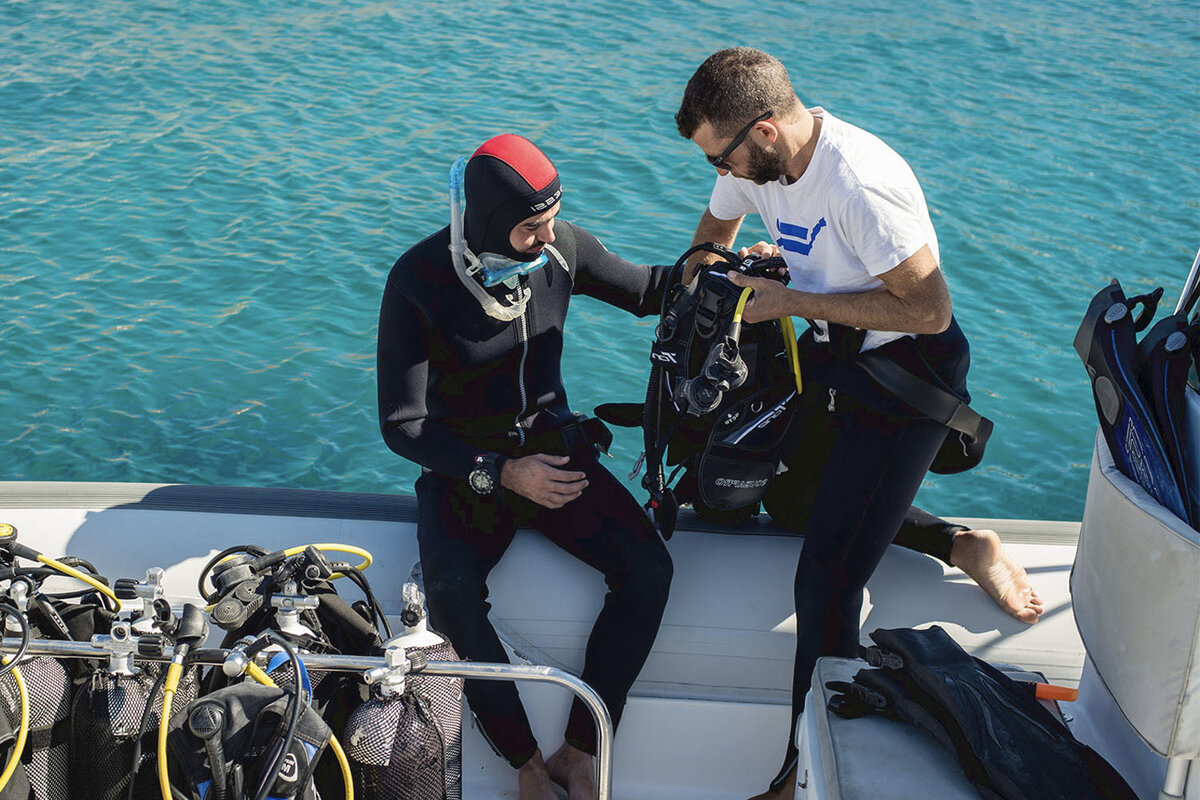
[{"xmin": 706, "ymin": 111, "xmax": 772, "ymax": 169}]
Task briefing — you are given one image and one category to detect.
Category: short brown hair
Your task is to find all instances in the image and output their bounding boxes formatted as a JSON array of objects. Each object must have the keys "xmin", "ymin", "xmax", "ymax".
[{"xmin": 675, "ymin": 47, "xmax": 800, "ymax": 139}]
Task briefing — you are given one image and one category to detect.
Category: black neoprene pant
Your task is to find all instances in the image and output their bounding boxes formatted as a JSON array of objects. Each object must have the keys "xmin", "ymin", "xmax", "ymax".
[
  {"xmin": 416, "ymin": 452, "xmax": 672, "ymax": 768},
  {"xmin": 762, "ymin": 385, "xmax": 950, "ymax": 783}
]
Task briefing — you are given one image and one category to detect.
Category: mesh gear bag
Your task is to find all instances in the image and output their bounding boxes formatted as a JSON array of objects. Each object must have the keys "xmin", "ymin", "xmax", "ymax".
[{"xmin": 344, "ymin": 639, "xmax": 464, "ymax": 800}]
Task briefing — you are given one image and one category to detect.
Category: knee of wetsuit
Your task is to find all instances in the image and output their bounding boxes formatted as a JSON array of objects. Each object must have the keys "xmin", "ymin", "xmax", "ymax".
[{"xmin": 614, "ymin": 546, "xmax": 673, "ymax": 609}]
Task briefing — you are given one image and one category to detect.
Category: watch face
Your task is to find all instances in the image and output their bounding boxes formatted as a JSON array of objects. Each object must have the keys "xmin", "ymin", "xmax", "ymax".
[{"xmin": 468, "ymin": 467, "xmax": 495, "ymax": 495}]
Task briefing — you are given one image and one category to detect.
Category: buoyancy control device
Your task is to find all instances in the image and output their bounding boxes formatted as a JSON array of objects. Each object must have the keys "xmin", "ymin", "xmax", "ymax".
[
  {"xmin": 826, "ymin": 626, "xmax": 1137, "ymax": 800},
  {"xmin": 199, "ymin": 544, "xmax": 387, "ymax": 800},
  {"xmin": 166, "ymin": 633, "xmax": 336, "ymax": 800},
  {"xmin": 596, "ymin": 243, "xmax": 803, "ymax": 538},
  {"xmin": 343, "ymin": 577, "xmax": 464, "ymax": 800}
]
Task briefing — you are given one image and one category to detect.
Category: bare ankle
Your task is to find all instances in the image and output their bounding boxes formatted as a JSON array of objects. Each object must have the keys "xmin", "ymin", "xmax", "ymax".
[
  {"xmin": 517, "ymin": 750, "xmax": 559, "ymax": 800},
  {"xmin": 948, "ymin": 527, "xmax": 998, "ymax": 568},
  {"xmin": 546, "ymin": 742, "xmax": 595, "ymax": 799}
]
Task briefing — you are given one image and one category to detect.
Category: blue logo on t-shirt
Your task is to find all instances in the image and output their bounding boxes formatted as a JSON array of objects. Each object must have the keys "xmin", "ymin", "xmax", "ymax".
[{"xmin": 776, "ymin": 218, "xmax": 826, "ymax": 255}]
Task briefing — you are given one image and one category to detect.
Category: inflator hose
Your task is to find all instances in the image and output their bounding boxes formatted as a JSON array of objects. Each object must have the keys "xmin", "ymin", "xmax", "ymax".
[{"xmin": 156, "ymin": 604, "xmax": 208, "ymax": 800}]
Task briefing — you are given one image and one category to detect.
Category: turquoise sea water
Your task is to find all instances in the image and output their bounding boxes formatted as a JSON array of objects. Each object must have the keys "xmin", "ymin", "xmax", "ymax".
[{"xmin": 1, "ymin": 0, "xmax": 1197, "ymax": 521}]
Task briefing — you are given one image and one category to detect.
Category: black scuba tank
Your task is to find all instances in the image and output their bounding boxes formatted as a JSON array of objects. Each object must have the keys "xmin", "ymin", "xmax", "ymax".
[
  {"xmin": 0, "ymin": 525, "xmax": 118, "ymax": 800},
  {"xmin": 0, "ymin": 672, "xmax": 32, "ymax": 800},
  {"xmin": 70, "ymin": 605, "xmax": 203, "ymax": 800},
  {"xmin": 343, "ymin": 579, "xmax": 464, "ymax": 800},
  {"xmin": 0, "ymin": 580, "xmax": 79, "ymax": 800},
  {"xmin": 202, "ymin": 545, "xmax": 385, "ymax": 800}
]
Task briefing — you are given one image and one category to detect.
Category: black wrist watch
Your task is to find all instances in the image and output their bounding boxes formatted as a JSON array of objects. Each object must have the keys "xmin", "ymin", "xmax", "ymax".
[{"xmin": 467, "ymin": 453, "xmax": 505, "ymax": 496}]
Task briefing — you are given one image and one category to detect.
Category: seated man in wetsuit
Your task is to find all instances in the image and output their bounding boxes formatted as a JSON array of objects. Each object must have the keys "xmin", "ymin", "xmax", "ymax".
[{"xmin": 376, "ymin": 134, "xmax": 674, "ymax": 800}]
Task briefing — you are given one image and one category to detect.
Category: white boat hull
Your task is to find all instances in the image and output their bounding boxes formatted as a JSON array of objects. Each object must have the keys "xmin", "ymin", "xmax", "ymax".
[{"xmin": 0, "ymin": 481, "xmax": 1106, "ymax": 798}]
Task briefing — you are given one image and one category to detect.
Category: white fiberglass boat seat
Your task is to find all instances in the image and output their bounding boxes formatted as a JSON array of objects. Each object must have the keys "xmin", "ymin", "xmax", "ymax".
[{"xmin": 1069, "ymin": 434, "xmax": 1200, "ymax": 799}]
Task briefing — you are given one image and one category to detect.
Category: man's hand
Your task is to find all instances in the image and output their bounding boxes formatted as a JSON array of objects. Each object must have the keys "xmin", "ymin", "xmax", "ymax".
[
  {"xmin": 500, "ymin": 453, "xmax": 588, "ymax": 509},
  {"xmin": 736, "ymin": 241, "xmax": 780, "ymax": 260},
  {"xmin": 725, "ymin": 272, "xmax": 798, "ymax": 324}
]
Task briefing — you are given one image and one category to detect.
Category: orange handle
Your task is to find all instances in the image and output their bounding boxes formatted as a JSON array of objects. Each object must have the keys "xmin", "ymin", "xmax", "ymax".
[{"xmin": 1034, "ymin": 683, "xmax": 1079, "ymax": 702}]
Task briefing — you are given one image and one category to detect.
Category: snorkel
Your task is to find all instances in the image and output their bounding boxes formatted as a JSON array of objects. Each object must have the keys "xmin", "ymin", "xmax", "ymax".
[{"xmin": 448, "ymin": 156, "xmax": 547, "ymax": 320}]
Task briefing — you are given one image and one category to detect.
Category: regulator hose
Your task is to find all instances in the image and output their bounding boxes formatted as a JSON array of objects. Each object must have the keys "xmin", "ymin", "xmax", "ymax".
[
  {"xmin": 156, "ymin": 605, "xmax": 208, "ymax": 800},
  {"xmin": 243, "ymin": 633, "xmax": 354, "ymax": 800},
  {"xmin": 0, "ymin": 535, "xmax": 121, "ymax": 612}
]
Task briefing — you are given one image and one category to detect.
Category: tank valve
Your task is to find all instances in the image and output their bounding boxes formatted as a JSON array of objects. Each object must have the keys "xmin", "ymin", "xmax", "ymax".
[
  {"xmin": 91, "ymin": 622, "xmax": 141, "ymax": 676},
  {"xmin": 116, "ymin": 568, "xmax": 166, "ymax": 633},
  {"xmin": 362, "ymin": 644, "xmax": 412, "ymax": 697}
]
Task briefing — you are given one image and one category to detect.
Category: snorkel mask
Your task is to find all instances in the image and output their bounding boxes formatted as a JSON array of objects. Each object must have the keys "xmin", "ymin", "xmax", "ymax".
[
  {"xmin": 448, "ymin": 135, "xmax": 562, "ymax": 319},
  {"xmin": 449, "ymin": 157, "xmax": 532, "ymax": 320},
  {"xmin": 449, "ymin": 157, "xmax": 548, "ymax": 288}
]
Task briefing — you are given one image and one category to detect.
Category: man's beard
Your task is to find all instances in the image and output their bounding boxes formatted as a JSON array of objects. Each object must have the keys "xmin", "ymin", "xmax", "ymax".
[{"xmin": 746, "ymin": 140, "xmax": 787, "ymax": 184}]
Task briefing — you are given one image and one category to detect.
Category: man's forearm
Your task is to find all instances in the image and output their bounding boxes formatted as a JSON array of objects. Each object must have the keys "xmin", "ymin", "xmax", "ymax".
[
  {"xmin": 776, "ymin": 286, "xmax": 952, "ymax": 334},
  {"xmin": 734, "ymin": 253, "xmax": 953, "ymax": 333}
]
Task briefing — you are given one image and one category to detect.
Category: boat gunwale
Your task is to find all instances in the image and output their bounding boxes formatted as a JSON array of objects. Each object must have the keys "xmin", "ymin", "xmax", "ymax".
[{"xmin": 0, "ymin": 481, "xmax": 1081, "ymax": 545}]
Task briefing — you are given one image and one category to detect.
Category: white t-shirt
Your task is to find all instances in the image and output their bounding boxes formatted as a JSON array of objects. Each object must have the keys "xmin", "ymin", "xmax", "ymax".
[{"xmin": 708, "ymin": 108, "xmax": 939, "ymax": 352}]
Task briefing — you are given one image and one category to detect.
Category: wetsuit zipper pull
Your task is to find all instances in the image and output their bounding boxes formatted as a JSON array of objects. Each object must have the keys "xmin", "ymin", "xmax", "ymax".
[{"xmin": 827, "ymin": 387, "xmax": 837, "ymax": 412}]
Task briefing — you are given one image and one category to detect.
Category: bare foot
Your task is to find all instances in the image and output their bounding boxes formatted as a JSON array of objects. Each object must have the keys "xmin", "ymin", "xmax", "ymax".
[
  {"xmin": 517, "ymin": 749, "xmax": 562, "ymax": 800},
  {"xmin": 545, "ymin": 742, "xmax": 595, "ymax": 800},
  {"xmin": 950, "ymin": 529, "xmax": 1043, "ymax": 624},
  {"xmin": 747, "ymin": 764, "xmax": 796, "ymax": 800}
]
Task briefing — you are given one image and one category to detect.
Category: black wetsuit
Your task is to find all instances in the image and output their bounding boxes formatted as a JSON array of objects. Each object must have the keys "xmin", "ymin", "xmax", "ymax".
[
  {"xmin": 377, "ymin": 220, "xmax": 673, "ymax": 766},
  {"xmin": 761, "ymin": 319, "xmax": 973, "ymax": 790}
]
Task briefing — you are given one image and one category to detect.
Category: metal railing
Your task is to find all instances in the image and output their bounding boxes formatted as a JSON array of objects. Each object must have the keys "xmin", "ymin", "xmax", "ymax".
[{"xmin": 0, "ymin": 635, "xmax": 615, "ymax": 800}]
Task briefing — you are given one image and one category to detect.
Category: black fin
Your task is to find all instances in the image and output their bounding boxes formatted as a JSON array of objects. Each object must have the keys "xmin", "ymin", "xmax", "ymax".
[
  {"xmin": 593, "ymin": 402, "xmax": 644, "ymax": 428},
  {"xmin": 1075, "ymin": 280, "xmax": 1189, "ymax": 521}
]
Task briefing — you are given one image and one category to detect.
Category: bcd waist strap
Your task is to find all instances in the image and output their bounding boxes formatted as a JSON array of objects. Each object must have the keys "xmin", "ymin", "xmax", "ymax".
[{"xmin": 516, "ymin": 416, "xmax": 612, "ymax": 457}]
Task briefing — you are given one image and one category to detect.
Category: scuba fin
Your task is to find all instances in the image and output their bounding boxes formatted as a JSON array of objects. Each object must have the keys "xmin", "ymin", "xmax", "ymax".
[
  {"xmin": 593, "ymin": 402, "xmax": 643, "ymax": 429},
  {"xmin": 828, "ymin": 626, "xmax": 1137, "ymax": 800},
  {"xmin": 1136, "ymin": 312, "xmax": 1200, "ymax": 528},
  {"xmin": 1074, "ymin": 280, "xmax": 1191, "ymax": 523}
]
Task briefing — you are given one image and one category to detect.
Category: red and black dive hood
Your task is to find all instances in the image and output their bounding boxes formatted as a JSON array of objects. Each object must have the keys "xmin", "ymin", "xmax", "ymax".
[{"xmin": 464, "ymin": 134, "xmax": 562, "ymax": 262}]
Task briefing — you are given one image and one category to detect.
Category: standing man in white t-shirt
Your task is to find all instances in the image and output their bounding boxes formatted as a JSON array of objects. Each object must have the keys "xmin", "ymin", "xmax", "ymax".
[{"xmin": 675, "ymin": 47, "xmax": 1039, "ymax": 799}]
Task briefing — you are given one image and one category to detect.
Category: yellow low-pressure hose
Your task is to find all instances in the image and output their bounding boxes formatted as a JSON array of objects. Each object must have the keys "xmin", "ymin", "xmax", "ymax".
[
  {"xmin": 732, "ymin": 286, "xmax": 754, "ymax": 326},
  {"xmin": 37, "ymin": 553, "xmax": 122, "ymax": 611},
  {"xmin": 328, "ymin": 736, "xmax": 353, "ymax": 797},
  {"xmin": 0, "ymin": 662, "xmax": 28, "ymax": 795},
  {"xmin": 780, "ymin": 317, "xmax": 803, "ymax": 394},
  {"xmin": 731, "ymin": 284, "xmax": 803, "ymax": 395},
  {"xmin": 246, "ymin": 662, "xmax": 354, "ymax": 800},
  {"xmin": 157, "ymin": 660, "xmax": 184, "ymax": 800},
  {"xmin": 280, "ymin": 543, "xmax": 372, "ymax": 578}
]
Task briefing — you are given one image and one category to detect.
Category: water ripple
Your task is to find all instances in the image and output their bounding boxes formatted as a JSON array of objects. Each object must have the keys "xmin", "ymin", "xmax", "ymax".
[{"xmin": 0, "ymin": 0, "xmax": 1196, "ymax": 519}]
